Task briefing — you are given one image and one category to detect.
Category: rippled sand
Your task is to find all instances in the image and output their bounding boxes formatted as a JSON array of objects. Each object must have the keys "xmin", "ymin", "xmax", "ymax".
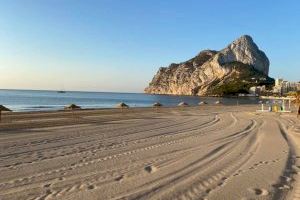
[{"xmin": 0, "ymin": 105, "xmax": 299, "ymax": 200}]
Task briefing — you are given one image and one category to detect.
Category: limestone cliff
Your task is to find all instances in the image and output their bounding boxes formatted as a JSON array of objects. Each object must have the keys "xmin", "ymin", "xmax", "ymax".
[{"xmin": 145, "ymin": 35, "xmax": 272, "ymax": 96}]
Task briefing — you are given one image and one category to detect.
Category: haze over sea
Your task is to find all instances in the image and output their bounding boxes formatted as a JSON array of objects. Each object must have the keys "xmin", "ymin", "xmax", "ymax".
[{"xmin": 0, "ymin": 89, "xmax": 260, "ymax": 112}]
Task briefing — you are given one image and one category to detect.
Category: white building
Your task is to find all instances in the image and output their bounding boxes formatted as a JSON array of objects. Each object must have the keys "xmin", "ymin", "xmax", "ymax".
[
  {"xmin": 275, "ymin": 78, "xmax": 283, "ymax": 87},
  {"xmin": 249, "ymin": 85, "xmax": 266, "ymax": 95},
  {"xmin": 273, "ymin": 78, "xmax": 300, "ymax": 95}
]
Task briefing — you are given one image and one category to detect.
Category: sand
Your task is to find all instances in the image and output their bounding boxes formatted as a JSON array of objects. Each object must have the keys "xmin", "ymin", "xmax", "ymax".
[{"xmin": 0, "ymin": 105, "xmax": 299, "ymax": 200}]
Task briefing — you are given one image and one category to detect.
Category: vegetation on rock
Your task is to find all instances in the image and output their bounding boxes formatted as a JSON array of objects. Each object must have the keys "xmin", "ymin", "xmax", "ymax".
[{"xmin": 208, "ymin": 62, "xmax": 274, "ymax": 95}]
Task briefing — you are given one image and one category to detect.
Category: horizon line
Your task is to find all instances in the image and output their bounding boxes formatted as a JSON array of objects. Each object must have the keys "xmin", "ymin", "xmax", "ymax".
[{"xmin": 0, "ymin": 88, "xmax": 145, "ymax": 94}]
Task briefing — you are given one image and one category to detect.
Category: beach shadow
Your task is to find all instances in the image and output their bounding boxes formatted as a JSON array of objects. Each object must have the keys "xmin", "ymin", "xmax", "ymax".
[
  {"xmin": 0, "ymin": 128, "xmax": 50, "ymax": 135},
  {"xmin": 271, "ymin": 123, "xmax": 296, "ymax": 199}
]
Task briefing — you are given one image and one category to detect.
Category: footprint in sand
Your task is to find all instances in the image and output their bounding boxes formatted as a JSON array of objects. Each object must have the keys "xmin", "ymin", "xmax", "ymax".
[
  {"xmin": 43, "ymin": 183, "xmax": 51, "ymax": 188},
  {"xmin": 206, "ymin": 188, "xmax": 212, "ymax": 193},
  {"xmin": 248, "ymin": 188, "xmax": 269, "ymax": 196},
  {"xmin": 217, "ymin": 182, "xmax": 225, "ymax": 187},
  {"xmin": 57, "ymin": 177, "xmax": 65, "ymax": 181},
  {"xmin": 87, "ymin": 185, "xmax": 95, "ymax": 190},
  {"xmin": 272, "ymin": 183, "xmax": 290, "ymax": 190},
  {"xmin": 281, "ymin": 175, "xmax": 293, "ymax": 183},
  {"xmin": 115, "ymin": 175, "xmax": 124, "ymax": 182},
  {"xmin": 144, "ymin": 165, "xmax": 157, "ymax": 173}
]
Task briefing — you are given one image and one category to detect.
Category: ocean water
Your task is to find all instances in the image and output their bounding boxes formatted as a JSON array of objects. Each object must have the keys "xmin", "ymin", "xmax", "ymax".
[{"xmin": 0, "ymin": 89, "xmax": 260, "ymax": 112}]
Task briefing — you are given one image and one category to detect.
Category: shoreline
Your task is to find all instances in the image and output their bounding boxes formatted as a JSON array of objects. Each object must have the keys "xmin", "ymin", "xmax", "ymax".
[
  {"xmin": 2, "ymin": 103, "xmax": 256, "ymax": 114},
  {"xmin": 0, "ymin": 105, "xmax": 251, "ymax": 130},
  {"xmin": 3, "ymin": 102, "xmax": 259, "ymax": 113},
  {"xmin": 0, "ymin": 89, "xmax": 262, "ymax": 113}
]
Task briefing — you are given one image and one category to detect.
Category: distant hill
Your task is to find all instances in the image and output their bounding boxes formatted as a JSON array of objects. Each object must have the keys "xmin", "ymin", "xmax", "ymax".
[{"xmin": 145, "ymin": 35, "xmax": 274, "ymax": 96}]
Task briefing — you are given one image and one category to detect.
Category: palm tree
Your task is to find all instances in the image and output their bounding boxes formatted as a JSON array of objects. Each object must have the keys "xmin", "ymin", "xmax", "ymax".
[{"xmin": 291, "ymin": 91, "xmax": 300, "ymax": 117}]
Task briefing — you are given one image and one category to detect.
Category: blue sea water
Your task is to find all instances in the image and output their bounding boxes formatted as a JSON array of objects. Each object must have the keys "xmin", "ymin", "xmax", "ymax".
[{"xmin": 0, "ymin": 89, "xmax": 260, "ymax": 112}]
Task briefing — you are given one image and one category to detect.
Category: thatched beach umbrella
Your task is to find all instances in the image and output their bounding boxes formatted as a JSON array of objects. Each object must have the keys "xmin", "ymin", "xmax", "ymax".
[
  {"xmin": 64, "ymin": 104, "xmax": 81, "ymax": 110},
  {"xmin": 198, "ymin": 101, "xmax": 207, "ymax": 105},
  {"xmin": 178, "ymin": 102, "xmax": 188, "ymax": 107},
  {"xmin": 116, "ymin": 102, "xmax": 129, "ymax": 108},
  {"xmin": 0, "ymin": 105, "xmax": 11, "ymax": 112},
  {"xmin": 64, "ymin": 104, "xmax": 81, "ymax": 121},
  {"xmin": 152, "ymin": 102, "xmax": 162, "ymax": 107},
  {"xmin": 0, "ymin": 105, "xmax": 12, "ymax": 122}
]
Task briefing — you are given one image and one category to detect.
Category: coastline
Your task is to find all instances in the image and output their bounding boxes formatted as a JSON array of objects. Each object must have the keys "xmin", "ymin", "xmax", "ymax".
[
  {"xmin": 0, "ymin": 89, "xmax": 261, "ymax": 112},
  {"xmin": 0, "ymin": 105, "xmax": 251, "ymax": 130}
]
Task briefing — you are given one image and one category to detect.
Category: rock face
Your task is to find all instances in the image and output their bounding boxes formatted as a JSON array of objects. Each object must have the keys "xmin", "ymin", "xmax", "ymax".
[
  {"xmin": 217, "ymin": 35, "xmax": 269, "ymax": 75},
  {"xmin": 145, "ymin": 35, "xmax": 271, "ymax": 96}
]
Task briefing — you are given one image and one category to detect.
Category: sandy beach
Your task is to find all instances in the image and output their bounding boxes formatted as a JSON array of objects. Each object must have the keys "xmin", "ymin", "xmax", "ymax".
[{"xmin": 0, "ymin": 105, "xmax": 299, "ymax": 200}]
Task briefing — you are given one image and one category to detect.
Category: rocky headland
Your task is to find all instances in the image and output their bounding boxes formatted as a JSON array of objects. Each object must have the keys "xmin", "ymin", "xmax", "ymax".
[{"xmin": 145, "ymin": 35, "xmax": 274, "ymax": 96}]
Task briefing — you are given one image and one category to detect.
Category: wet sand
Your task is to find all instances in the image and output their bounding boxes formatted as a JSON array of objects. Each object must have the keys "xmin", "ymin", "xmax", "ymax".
[{"xmin": 0, "ymin": 105, "xmax": 299, "ymax": 200}]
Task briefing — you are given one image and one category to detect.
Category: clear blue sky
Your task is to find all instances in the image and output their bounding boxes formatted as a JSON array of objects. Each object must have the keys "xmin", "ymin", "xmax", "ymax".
[{"xmin": 0, "ymin": 0, "xmax": 299, "ymax": 92}]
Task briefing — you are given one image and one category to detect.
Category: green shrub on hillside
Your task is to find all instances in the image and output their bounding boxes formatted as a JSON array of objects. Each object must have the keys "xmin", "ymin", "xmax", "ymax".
[{"xmin": 208, "ymin": 62, "xmax": 274, "ymax": 95}]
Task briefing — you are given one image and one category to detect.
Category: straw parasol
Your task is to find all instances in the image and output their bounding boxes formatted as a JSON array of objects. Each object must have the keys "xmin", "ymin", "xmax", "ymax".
[
  {"xmin": 178, "ymin": 102, "xmax": 188, "ymax": 107},
  {"xmin": 64, "ymin": 104, "xmax": 81, "ymax": 110},
  {"xmin": 152, "ymin": 102, "xmax": 163, "ymax": 107},
  {"xmin": 0, "ymin": 105, "xmax": 12, "ymax": 122},
  {"xmin": 198, "ymin": 101, "xmax": 207, "ymax": 105},
  {"xmin": 116, "ymin": 102, "xmax": 129, "ymax": 108},
  {"xmin": 0, "ymin": 105, "xmax": 11, "ymax": 112}
]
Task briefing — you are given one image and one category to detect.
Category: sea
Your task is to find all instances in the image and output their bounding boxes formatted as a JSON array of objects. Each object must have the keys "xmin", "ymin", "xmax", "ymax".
[{"xmin": 0, "ymin": 89, "xmax": 261, "ymax": 112}]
